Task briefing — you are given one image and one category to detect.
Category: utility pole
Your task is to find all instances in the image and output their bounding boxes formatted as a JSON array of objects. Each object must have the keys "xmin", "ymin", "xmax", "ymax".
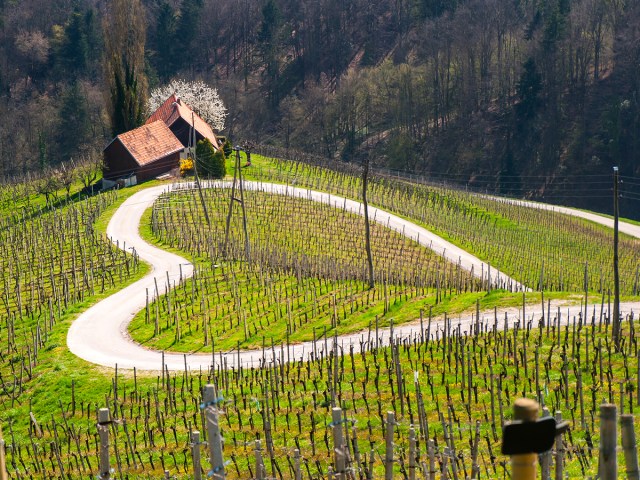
[
  {"xmin": 613, "ymin": 166, "xmax": 620, "ymax": 349},
  {"xmin": 192, "ymin": 112, "xmax": 210, "ymax": 227},
  {"xmin": 223, "ymin": 146, "xmax": 250, "ymax": 262},
  {"xmin": 362, "ymin": 155, "xmax": 375, "ymax": 289}
]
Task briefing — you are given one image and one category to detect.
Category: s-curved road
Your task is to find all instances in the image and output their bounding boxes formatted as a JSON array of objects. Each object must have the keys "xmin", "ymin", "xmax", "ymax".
[{"xmin": 67, "ymin": 182, "xmax": 640, "ymax": 371}]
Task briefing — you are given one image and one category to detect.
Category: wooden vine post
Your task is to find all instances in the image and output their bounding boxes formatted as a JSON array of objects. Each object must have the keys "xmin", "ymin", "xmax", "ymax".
[
  {"xmin": 408, "ymin": 426, "xmax": 417, "ymax": 480},
  {"xmin": 621, "ymin": 414, "xmax": 639, "ymax": 480},
  {"xmin": 223, "ymin": 146, "xmax": 250, "ymax": 262},
  {"xmin": 511, "ymin": 399, "xmax": 538, "ymax": 480},
  {"xmin": 97, "ymin": 408, "xmax": 111, "ymax": 479},
  {"xmin": 385, "ymin": 411, "xmax": 395, "ymax": 480},
  {"xmin": 254, "ymin": 439, "xmax": 265, "ymax": 480},
  {"xmin": 191, "ymin": 112, "xmax": 211, "ymax": 227},
  {"xmin": 191, "ymin": 431, "xmax": 202, "ymax": 480},
  {"xmin": 0, "ymin": 426, "xmax": 8, "ymax": 480},
  {"xmin": 599, "ymin": 404, "xmax": 617, "ymax": 480},
  {"xmin": 362, "ymin": 155, "xmax": 375, "ymax": 289},
  {"xmin": 203, "ymin": 384, "xmax": 226, "ymax": 479},
  {"xmin": 612, "ymin": 166, "xmax": 621, "ymax": 349},
  {"xmin": 332, "ymin": 407, "xmax": 346, "ymax": 479}
]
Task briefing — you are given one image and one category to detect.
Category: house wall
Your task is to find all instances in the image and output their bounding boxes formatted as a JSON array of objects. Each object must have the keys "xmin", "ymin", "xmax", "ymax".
[
  {"xmin": 104, "ymin": 140, "xmax": 180, "ymax": 182},
  {"xmin": 137, "ymin": 152, "xmax": 180, "ymax": 182},
  {"xmin": 103, "ymin": 140, "xmax": 138, "ymax": 180}
]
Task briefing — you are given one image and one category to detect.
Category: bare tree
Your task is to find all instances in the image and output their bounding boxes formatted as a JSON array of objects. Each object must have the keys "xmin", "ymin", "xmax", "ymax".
[{"xmin": 77, "ymin": 150, "xmax": 103, "ymax": 190}]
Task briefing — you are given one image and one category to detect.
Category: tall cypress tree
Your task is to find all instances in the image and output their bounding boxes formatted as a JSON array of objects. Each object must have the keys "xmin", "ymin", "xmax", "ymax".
[{"xmin": 104, "ymin": 0, "xmax": 148, "ymax": 136}]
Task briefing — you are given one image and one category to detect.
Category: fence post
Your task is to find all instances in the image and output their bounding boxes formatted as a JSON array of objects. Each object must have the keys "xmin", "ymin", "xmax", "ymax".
[
  {"xmin": 203, "ymin": 384, "xmax": 225, "ymax": 479},
  {"xmin": 599, "ymin": 403, "xmax": 617, "ymax": 480},
  {"xmin": 471, "ymin": 420, "xmax": 480, "ymax": 479},
  {"xmin": 0, "ymin": 426, "xmax": 8, "ymax": 480},
  {"xmin": 554, "ymin": 411, "xmax": 564, "ymax": 480},
  {"xmin": 254, "ymin": 439, "xmax": 265, "ymax": 480},
  {"xmin": 539, "ymin": 407, "xmax": 551, "ymax": 480},
  {"xmin": 621, "ymin": 414, "xmax": 639, "ymax": 480},
  {"xmin": 191, "ymin": 431, "xmax": 202, "ymax": 480},
  {"xmin": 511, "ymin": 398, "xmax": 538, "ymax": 480},
  {"xmin": 408, "ymin": 426, "xmax": 416, "ymax": 480},
  {"xmin": 294, "ymin": 448, "xmax": 302, "ymax": 480},
  {"xmin": 385, "ymin": 411, "xmax": 395, "ymax": 480},
  {"xmin": 97, "ymin": 408, "xmax": 111, "ymax": 479},
  {"xmin": 332, "ymin": 407, "xmax": 346, "ymax": 480},
  {"xmin": 428, "ymin": 439, "xmax": 436, "ymax": 480}
]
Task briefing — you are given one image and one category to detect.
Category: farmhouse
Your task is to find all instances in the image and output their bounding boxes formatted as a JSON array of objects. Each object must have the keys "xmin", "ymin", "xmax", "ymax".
[
  {"xmin": 146, "ymin": 94, "xmax": 220, "ymax": 150},
  {"xmin": 103, "ymin": 120, "xmax": 184, "ymax": 182},
  {"xmin": 103, "ymin": 94, "xmax": 220, "ymax": 182}
]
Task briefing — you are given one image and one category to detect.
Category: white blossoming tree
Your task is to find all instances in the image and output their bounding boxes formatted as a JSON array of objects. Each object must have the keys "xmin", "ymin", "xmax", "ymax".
[{"xmin": 147, "ymin": 79, "xmax": 227, "ymax": 131}]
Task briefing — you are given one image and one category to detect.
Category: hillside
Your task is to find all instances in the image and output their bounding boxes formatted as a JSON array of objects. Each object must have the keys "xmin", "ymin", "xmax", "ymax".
[
  {"xmin": 0, "ymin": 154, "xmax": 638, "ymax": 478},
  {"xmin": 0, "ymin": 0, "xmax": 639, "ymax": 218}
]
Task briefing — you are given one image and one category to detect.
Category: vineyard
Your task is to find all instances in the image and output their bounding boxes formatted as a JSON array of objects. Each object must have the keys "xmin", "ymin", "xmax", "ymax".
[
  {"xmin": 131, "ymin": 186, "xmax": 483, "ymax": 351},
  {"xmin": 0, "ymin": 153, "xmax": 639, "ymax": 479},
  {"xmin": 248, "ymin": 150, "xmax": 640, "ymax": 296}
]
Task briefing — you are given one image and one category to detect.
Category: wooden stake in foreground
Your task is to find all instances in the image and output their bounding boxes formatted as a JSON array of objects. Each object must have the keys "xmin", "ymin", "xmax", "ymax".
[
  {"xmin": 203, "ymin": 384, "xmax": 226, "ymax": 479},
  {"xmin": 599, "ymin": 404, "xmax": 617, "ymax": 480},
  {"xmin": 620, "ymin": 414, "xmax": 639, "ymax": 480},
  {"xmin": 511, "ymin": 399, "xmax": 539, "ymax": 480},
  {"xmin": 97, "ymin": 408, "xmax": 111, "ymax": 479},
  {"xmin": 0, "ymin": 426, "xmax": 8, "ymax": 480}
]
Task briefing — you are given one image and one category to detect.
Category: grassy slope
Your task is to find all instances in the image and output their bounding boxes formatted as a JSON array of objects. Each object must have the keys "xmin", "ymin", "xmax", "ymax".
[
  {"xmin": 0, "ymin": 159, "xmax": 637, "ymax": 478},
  {"xmin": 132, "ymin": 166, "xmax": 598, "ymax": 352}
]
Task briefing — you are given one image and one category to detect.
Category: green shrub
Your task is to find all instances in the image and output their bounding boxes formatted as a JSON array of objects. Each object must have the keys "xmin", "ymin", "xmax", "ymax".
[
  {"xmin": 197, "ymin": 138, "xmax": 226, "ymax": 178},
  {"xmin": 222, "ymin": 138, "xmax": 233, "ymax": 157}
]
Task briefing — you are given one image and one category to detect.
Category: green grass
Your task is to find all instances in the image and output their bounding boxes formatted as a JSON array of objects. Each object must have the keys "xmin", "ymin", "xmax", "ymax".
[
  {"xmin": 0, "ymin": 156, "xmax": 638, "ymax": 479},
  {"xmin": 131, "ymin": 186, "xmax": 475, "ymax": 351},
  {"xmin": 129, "ymin": 183, "xmax": 595, "ymax": 353},
  {"xmin": 239, "ymin": 153, "xmax": 640, "ymax": 297}
]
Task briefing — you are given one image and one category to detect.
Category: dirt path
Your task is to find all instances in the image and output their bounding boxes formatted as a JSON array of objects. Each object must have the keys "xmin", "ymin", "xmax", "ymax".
[{"xmin": 66, "ymin": 182, "xmax": 639, "ymax": 371}]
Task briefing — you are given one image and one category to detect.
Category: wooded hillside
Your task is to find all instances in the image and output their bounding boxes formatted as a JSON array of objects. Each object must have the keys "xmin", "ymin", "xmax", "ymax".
[{"xmin": 0, "ymin": 0, "xmax": 638, "ymax": 216}]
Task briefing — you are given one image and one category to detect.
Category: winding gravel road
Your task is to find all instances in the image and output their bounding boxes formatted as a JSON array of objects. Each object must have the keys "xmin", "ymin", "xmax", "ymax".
[{"xmin": 67, "ymin": 182, "xmax": 640, "ymax": 371}]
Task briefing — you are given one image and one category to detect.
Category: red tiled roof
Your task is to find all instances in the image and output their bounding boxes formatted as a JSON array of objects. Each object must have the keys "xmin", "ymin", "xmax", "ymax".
[
  {"xmin": 146, "ymin": 94, "xmax": 179, "ymax": 125},
  {"xmin": 146, "ymin": 94, "xmax": 219, "ymax": 149},
  {"xmin": 116, "ymin": 121, "xmax": 184, "ymax": 166}
]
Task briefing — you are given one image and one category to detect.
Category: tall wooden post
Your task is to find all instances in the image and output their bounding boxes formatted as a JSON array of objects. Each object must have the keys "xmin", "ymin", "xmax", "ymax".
[
  {"xmin": 385, "ymin": 411, "xmax": 395, "ymax": 480},
  {"xmin": 511, "ymin": 399, "xmax": 538, "ymax": 480},
  {"xmin": 539, "ymin": 407, "xmax": 551, "ymax": 480},
  {"xmin": 191, "ymin": 431, "xmax": 202, "ymax": 480},
  {"xmin": 254, "ymin": 439, "xmax": 265, "ymax": 480},
  {"xmin": 362, "ymin": 155, "xmax": 375, "ymax": 289},
  {"xmin": 554, "ymin": 411, "xmax": 564, "ymax": 480},
  {"xmin": 332, "ymin": 407, "xmax": 346, "ymax": 480},
  {"xmin": 408, "ymin": 426, "xmax": 417, "ymax": 480},
  {"xmin": 613, "ymin": 166, "xmax": 621, "ymax": 349},
  {"xmin": 223, "ymin": 147, "xmax": 250, "ymax": 262},
  {"xmin": 97, "ymin": 408, "xmax": 111, "ymax": 479},
  {"xmin": 203, "ymin": 385, "xmax": 225, "ymax": 479},
  {"xmin": 613, "ymin": 167, "xmax": 620, "ymax": 350},
  {"xmin": 191, "ymin": 112, "xmax": 211, "ymax": 227},
  {"xmin": 599, "ymin": 404, "xmax": 617, "ymax": 480},
  {"xmin": 0, "ymin": 426, "xmax": 8, "ymax": 480},
  {"xmin": 293, "ymin": 449, "xmax": 302, "ymax": 480},
  {"xmin": 621, "ymin": 414, "xmax": 639, "ymax": 480},
  {"xmin": 236, "ymin": 147, "xmax": 250, "ymax": 263}
]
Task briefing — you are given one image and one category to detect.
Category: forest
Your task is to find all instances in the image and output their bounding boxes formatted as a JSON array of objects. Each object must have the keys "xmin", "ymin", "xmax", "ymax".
[{"xmin": 0, "ymin": 0, "xmax": 638, "ymax": 217}]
